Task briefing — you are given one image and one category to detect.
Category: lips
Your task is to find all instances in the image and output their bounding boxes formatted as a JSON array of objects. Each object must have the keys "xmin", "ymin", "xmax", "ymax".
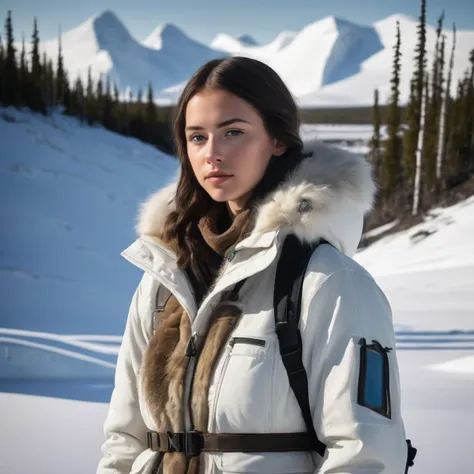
[
  {"xmin": 207, "ymin": 175, "xmax": 232, "ymax": 184},
  {"xmin": 206, "ymin": 171, "xmax": 233, "ymax": 179}
]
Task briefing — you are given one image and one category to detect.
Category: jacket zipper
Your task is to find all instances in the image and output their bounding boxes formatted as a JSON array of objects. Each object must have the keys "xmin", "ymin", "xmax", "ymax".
[
  {"xmin": 184, "ymin": 332, "xmax": 199, "ymax": 425},
  {"xmin": 210, "ymin": 342, "xmax": 233, "ymax": 432}
]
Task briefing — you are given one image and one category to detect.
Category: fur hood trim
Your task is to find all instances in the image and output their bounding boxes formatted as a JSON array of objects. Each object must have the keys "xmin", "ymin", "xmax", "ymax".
[{"xmin": 135, "ymin": 140, "xmax": 376, "ymax": 257}]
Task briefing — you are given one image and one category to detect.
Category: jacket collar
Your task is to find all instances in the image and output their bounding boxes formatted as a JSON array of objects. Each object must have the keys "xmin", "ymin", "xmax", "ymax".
[{"xmin": 133, "ymin": 139, "xmax": 375, "ymax": 258}]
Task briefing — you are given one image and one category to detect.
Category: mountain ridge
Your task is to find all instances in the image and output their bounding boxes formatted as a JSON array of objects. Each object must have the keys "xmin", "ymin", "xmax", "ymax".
[{"xmin": 19, "ymin": 10, "xmax": 474, "ymax": 106}]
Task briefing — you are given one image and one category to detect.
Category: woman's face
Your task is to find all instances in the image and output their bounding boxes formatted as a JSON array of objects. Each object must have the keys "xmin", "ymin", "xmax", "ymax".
[{"xmin": 185, "ymin": 88, "xmax": 286, "ymax": 215}]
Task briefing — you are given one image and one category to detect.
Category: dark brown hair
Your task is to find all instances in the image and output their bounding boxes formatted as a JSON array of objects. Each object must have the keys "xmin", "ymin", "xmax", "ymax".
[{"xmin": 163, "ymin": 57, "xmax": 304, "ymax": 282}]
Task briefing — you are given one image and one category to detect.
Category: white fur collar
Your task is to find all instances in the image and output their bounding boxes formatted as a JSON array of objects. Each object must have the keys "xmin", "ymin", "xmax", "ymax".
[{"xmin": 135, "ymin": 140, "xmax": 376, "ymax": 257}]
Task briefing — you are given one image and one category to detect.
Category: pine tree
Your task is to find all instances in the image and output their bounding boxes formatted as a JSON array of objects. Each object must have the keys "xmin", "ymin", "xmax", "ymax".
[
  {"xmin": 381, "ymin": 21, "xmax": 402, "ymax": 198},
  {"xmin": 415, "ymin": 0, "xmax": 428, "ymax": 107},
  {"xmin": 125, "ymin": 89, "xmax": 133, "ymax": 137},
  {"xmin": 4, "ymin": 10, "xmax": 19, "ymax": 106},
  {"xmin": 56, "ymin": 27, "xmax": 69, "ymax": 111},
  {"xmin": 74, "ymin": 76, "xmax": 85, "ymax": 124},
  {"xmin": 442, "ymin": 24, "xmax": 457, "ymax": 178},
  {"xmin": 40, "ymin": 52, "xmax": 54, "ymax": 114},
  {"xmin": 423, "ymin": 11, "xmax": 445, "ymax": 195},
  {"xmin": 403, "ymin": 0, "xmax": 427, "ymax": 187},
  {"xmin": 48, "ymin": 57, "xmax": 55, "ymax": 110},
  {"xmin": 112, "ymin": 83, "xmax": 121, "ymax": 131},
  {"xmin": 18, "ymin": 34, "xmax": 28, "ymax": 106},
  {"xmin": 103, "ymin": 75, "xmax": 113, "ymax": 130},
  {"xmin": 31, "ymin": 18, "xmax": 41, "ymax": 78},
  {"xmin": 29, "ymin": 18, "xmax": 44, "ymax": 113},
  {"xmin": 96, "ymin": 75, "xmax": 104, "ymax": 123},
  {"xmin": 85, "ymin": 67, "xmax": 94, "ymax": 125},
  {"xmin": 403, "ymin": 79, "xmax": 417, "ymax": 182},
  {"xmin": 436, "ymin": 33, "xmax": 448, "ymax": 181},
  {"xmin": 448, "ymin": 78, "xmax": 465, "ymax": 178},
  {"xmin": 113, "ymin": 83, "xmax": 120, "ymax": 104},
  {"xmin": 146, "ymin": 81, "xmax": 157, "ymax": 143},
  {"xmin": 132, "ymin": 87, "xmax": 145, "ymax": 140},
  {"xmin": 369, "ymin": 89, "xmax": 382, "ymax": 185}
]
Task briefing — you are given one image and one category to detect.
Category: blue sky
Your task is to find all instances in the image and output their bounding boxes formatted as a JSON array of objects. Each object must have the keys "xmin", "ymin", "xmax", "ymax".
[{"xmin": 3, "ymin": 0, "xmax": 474, "ymax": 45}]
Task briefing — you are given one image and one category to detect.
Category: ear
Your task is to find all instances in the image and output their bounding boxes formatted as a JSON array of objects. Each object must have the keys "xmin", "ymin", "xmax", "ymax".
[{"xmin": 272, "ymin": 139, "xmax": 287, "ymax": 157}]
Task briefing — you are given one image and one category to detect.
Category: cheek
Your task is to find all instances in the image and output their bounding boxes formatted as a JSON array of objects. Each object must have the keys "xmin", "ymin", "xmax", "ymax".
[
  {"xmin": 234, "ymin": 138, "xmax": 271, "ymax": 163},
  {"xmin": 236, "ymin": 140, "xmax": 273, "ymax": 172}
]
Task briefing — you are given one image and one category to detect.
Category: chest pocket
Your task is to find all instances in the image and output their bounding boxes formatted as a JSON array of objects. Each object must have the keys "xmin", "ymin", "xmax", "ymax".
[{"xmin": 211, "ymin": 335, "xmax": 276, "ymax": 435}]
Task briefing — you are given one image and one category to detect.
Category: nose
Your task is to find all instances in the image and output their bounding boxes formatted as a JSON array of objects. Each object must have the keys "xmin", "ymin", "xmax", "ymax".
[{"xmin": 204, "ymin": 136, "xmax": 223, "ymax": 164}]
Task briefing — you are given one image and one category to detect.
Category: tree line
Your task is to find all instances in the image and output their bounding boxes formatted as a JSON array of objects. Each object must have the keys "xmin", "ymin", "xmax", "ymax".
[
  {"xmin": 0, "ymin": 11, "xmax": 175, "ymax": 155},
  {"xmin": 370, "ymin": 0, "xmax": 474, "ymax": 222}
]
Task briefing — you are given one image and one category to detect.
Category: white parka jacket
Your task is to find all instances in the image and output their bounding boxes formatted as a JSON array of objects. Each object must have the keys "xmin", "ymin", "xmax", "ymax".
[{"xmin": 97, "ymin": 140, "xmax": 408, "ymax": 474}]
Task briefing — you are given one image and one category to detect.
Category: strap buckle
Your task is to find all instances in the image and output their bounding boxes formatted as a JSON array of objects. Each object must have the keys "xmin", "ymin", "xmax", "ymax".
[
  {"xmin": 146, "ymin": 430, "xmax": 159, "ymax": 451},
  {"xmin": 184, "ymin": 430, "xmax": 204, "ymax": 456},
  {"xmin": 147, "ymin": 430, "xmax": 203, "ymax": 456}
]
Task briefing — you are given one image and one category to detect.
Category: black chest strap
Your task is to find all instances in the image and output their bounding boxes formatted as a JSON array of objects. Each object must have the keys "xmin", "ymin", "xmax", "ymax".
[{"xmin": 147, "ymin": 430, "xmax": 321, "ymax": 456}]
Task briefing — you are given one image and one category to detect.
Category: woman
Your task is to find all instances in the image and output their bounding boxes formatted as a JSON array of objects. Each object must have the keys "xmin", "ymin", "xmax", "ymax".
[{"xmin": 97, "ymin": 57, "xmax": 408, "ymax": 474}]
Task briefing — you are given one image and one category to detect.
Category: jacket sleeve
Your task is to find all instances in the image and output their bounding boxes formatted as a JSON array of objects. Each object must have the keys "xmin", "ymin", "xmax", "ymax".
[
  {"xmin": 96, "ymin": 273, "xmax": 153, "ymax": 474},
  {"xmin": 301, "ymin": 267, "xmax": 407, "ymax": 474}
]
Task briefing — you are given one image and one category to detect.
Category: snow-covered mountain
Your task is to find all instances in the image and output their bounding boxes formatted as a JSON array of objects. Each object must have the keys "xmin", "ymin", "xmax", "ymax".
[
  {"xmin": 299, "ymin": 14, "xmax": 474, "ymax": 106},
  {"xmin": 22, "ymin": 10, "xmax": 474, "ymax": 106},
  {"xmin": 35, "ymin": 11, "xmax": 227, "ymax": 101},
  {"xmin": 212, "ymin": 14, "xmax": 474, "ymax": 106}
]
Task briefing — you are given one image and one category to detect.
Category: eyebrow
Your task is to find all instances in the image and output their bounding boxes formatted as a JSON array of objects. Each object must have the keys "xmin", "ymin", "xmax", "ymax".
[{"xmin": 185, "ymin": 118, "xmax": 250, "ymax": 131}]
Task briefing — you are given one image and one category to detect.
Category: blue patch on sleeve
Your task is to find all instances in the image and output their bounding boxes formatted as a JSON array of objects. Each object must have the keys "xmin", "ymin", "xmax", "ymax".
[
  {"xmin": 364, "ymin": 349, "xmax": 384, "ymax": 408},
  {"xmin": 357, "ymin": 338, "xmax": 392, "ymax": 419}
]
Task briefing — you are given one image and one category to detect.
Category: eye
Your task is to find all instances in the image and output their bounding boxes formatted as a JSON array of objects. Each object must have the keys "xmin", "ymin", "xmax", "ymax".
[
  {"xmin": 189, "ymin": 134, "xmax": 206, "ymax": 142},
  {"xmin": 225, "ymin": 129, "xmax": 244, "ymax": 137}
]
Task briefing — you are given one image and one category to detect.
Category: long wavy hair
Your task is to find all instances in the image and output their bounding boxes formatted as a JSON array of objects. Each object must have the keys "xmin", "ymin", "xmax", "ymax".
[{"xmin": 163, "ymin": 57, "xmax": 304, "ymax": 283}]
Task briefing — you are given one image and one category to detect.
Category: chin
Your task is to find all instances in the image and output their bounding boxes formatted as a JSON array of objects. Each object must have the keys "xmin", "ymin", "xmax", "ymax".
[
  {"xmin": 206, "ymin": 188, "xmax": 241, "ymax": 204},
  {"xmin": 208, "ymin": 191, "xmax": 232, "ymax": 203}
]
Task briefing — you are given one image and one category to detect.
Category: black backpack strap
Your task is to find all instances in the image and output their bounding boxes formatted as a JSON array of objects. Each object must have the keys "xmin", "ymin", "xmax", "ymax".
[{"xmin": 274, "ymin": 234, "xmax": 327, "ymax": 458}]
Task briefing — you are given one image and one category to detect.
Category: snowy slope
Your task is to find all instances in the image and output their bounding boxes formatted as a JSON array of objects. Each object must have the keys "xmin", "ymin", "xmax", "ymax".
[
  {"xmin": 356, "ymin": 197, "xmax": 474, "ymax": 334},
  {"xmin": 35, "ymin": 11, "xmax": 227, "ymax": 97},
  {"xmin": 0, "ymin": 107, "xmax": 178, "ymax": 400}
]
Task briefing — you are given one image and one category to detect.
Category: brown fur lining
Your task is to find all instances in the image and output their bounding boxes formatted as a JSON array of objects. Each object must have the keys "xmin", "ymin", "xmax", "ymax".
[{"xmin": 141, "ymin": 296, "xmax": 243, "ymax": 474}]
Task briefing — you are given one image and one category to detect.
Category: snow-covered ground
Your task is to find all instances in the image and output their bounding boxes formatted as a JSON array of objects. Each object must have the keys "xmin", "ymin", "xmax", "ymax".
[{"xmin": 1, "ymin": 110, "xmax": 473, "ymax": 473}]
